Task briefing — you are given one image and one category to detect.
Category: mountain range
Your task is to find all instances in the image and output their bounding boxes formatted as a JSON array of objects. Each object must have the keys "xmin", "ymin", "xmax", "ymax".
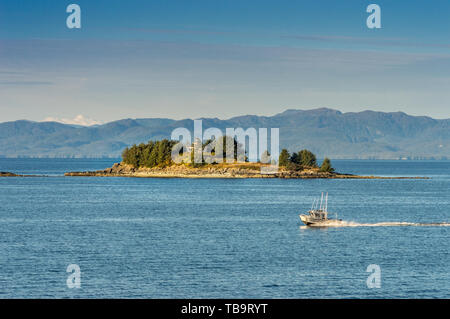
[{"xmin": 0, "ymin": 108, "xmax": 449, "ymax": 159}]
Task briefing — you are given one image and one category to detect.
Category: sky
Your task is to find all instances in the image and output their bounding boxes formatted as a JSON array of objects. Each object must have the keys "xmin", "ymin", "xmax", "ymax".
[{"xmin": 0, "ymin": 0, "xmax": 450, "ymax": 124}]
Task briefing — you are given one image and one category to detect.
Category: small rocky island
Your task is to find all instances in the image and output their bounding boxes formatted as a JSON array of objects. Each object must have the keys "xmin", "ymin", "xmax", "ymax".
[
  {"xmin": 64, "ymin": 138, "xmax": 427, "ymax": 179},
  {"xmin": 0, "ymin": 171, "xmax": 40, "ymax": 177},
  {"xmin": 0, "ymin": 171, "xmax": 21, "ymax": 177},
  {"xmin": 65, "ymin": 161, "xmax": 419, "ymax": 179}
]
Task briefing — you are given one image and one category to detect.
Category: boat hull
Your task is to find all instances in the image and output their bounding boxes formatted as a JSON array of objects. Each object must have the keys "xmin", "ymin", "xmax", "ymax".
[{"xmin": 300, "ymin": 214, "xmax": 341, "ymax": 227}]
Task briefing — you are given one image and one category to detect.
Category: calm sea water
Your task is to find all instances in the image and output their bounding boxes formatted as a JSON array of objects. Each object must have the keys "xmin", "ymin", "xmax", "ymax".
[{"xmin": 0, "ymin": 159, "xmax": 449, "ymax": 298}]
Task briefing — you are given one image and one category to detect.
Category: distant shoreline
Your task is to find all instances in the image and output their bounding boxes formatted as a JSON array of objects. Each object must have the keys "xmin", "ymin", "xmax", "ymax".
[{"xmin": 1, "ymin": 107, "xmax": 449, "ymax": 160}]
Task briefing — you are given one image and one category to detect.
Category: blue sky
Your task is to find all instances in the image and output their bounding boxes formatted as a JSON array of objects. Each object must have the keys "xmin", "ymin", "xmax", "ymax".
[{"xmin": 1, "ymin": 0, "xmax": 450, "ymax": 124}]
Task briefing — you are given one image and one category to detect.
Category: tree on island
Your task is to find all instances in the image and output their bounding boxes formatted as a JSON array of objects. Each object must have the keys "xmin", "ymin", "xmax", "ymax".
[
  {"xmin": 278, "ymin": 148, "xmax": 322, "ymax": 171},
  {"xmin": 211, "ymin": 136, "xmax": 245, "ymax": 163},
  {"xmin": 320, "ymin": 157, "xmax": 334, "ymax": 172},
  {"xmin": 288, "ymin": 149, "xmax": 317, "ymax": 168},
  {"xmin": 122, "ymin": 139, "xmax": 177, "ymax": 168},
  {"xmin": 278, "ymin": 149, "xmax": 290, "ymax": 167},
  {"xmin": 122, "ymin": 136, "xmax": 247, "ymax": 169},
  {"xmin": 289, "ymin": 152, "xmax": 299, "ymax": 165},
  {"xmin": 189, "ymin": 136, "xmax": 246, "ymax": 166},
  {"xmin": 297, "ymin": 149, "xmax": 317, "ymax": 167},
  {"xmin": 122, "ymin": 137, "xmax": 329, "ymax": 173}
]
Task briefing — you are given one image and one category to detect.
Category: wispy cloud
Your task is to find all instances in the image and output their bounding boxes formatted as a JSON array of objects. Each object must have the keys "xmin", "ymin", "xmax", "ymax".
[
  {"xmin": 0, "ymin": 70, "xmax": 30, "ymax": 75},
  {"xmin": 283, "ymin": 34, "xmax": 450, "ymax": 49},
  {"xmin": 0, "ymin": 81, "xmax": 53, "ymax": 86},
  {"xmin": 43, "ymin": 115, "xmax": 103, "ymax": 126},
  {"xmin": 124, "ymin": 27, "xmax": 231, "ymax": 36}
]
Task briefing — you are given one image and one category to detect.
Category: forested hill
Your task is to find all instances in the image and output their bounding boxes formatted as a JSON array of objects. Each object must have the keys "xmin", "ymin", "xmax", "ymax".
[{"xmin": 0, "ymin": 108, "xmax": 448, "ymax": 159}]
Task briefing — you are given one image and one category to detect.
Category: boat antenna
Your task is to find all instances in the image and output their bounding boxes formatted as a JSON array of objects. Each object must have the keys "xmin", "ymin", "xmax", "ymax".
[{"xmin": 320, "ymin": 192, "xmax": 323, "ymax": 211}]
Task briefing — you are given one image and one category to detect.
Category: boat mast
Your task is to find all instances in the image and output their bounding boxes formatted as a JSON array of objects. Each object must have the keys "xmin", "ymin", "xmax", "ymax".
[
  {"xmin": 325, "ymin": 192, "xmax": 328, "ymax": 212},
  {"xmin": 320, "ymin": 192, "xmax": 323, "ymax": 211}
]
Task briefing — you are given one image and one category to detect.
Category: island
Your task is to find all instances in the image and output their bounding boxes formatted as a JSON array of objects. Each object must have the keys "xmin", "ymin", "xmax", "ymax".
[
  {"xmin": 64, "ymin": 138, "xmax": 428, "ymax": 179},
  {"xmin": 0, "ymin": 171, "xmax": 42, "ymax": 177},
  {"xmin": 0, "ymin": 171, "xmax": 21, "ymax": 177}
]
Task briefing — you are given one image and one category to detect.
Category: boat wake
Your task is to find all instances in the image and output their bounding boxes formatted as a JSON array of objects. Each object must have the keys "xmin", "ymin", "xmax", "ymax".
[
  {"xmin": 303, "ymin": 220, "xmax": 450, "ymax": 228},
  {"xmin": 299, "ymin": 193, "xmax": 449, "ymax": 228}
]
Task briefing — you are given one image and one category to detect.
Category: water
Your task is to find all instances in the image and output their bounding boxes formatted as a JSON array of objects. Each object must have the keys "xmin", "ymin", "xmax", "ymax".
[{"xmin": 0, "ymin": 158, "xmax": 449, "ymax": 298}]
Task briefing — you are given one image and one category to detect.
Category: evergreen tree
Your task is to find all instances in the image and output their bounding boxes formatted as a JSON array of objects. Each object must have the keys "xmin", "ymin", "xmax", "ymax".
[
  {"xmin": 320, "ymin": 157, "xmax": 334, "ymax": 172},
  {"xmin": 290, "ymin": 152, "xmax": 301, "ymax": 165},
  {"xmin": 122, "ymin": 147, "xmax": 130, "ymax": 164},
  {"xmin": 209, "ymin": 136, "xmax": 246, "ymax": 163},
  {"xmin": 148, "ymin": 146, "xmax": 158, "ymax": 167},
  {"xmin": 157, "ymin": 140, "xmax": 168, "ymax": 165},
  {"xmin": 121, "ymin": 136, "xmax": 251, "ymax": 169},
  {"xmin": 298, "ymin": 149, "xmax": 317, "ymax": 167},
  {"xmin": 142, "ymin": 141, "xmax": 155, "ymax": 167},
  {"xmin": 128, "ymin": 145, "xmax": 140, "ymax": 168},
  {"xmin": 278, "ymin": 149, "xmax": 290, "ymax": 167}
]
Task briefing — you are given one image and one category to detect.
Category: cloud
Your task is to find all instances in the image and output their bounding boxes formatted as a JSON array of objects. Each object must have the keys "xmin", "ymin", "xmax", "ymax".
[
  {"xmin": 0, "ymin": 81, "xmax": 53, "ymax": 86},
  {"xmin": 124, "ymin": 27, "xmax": 231, "ymax": 36},
  {"xmin": 283, "ymin": 34, "xmax": 450, "ymax": 49},
  {"xmin": 43, "ymin": 115, "xmax": 103, "ymax": 126}
]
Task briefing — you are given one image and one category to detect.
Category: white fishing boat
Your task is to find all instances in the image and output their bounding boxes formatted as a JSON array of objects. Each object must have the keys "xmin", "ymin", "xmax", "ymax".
[{"xmin": 299, "ymin": 192, "xmax": 341, "ymax": 226}]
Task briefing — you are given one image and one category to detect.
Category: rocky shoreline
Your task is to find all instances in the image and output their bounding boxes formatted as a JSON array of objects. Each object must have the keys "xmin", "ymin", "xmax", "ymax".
[
  {"xmin": 64, "ymin": 162, "xmax": 428, "ymax": 179},
  {"xmin": 0, "ymin": 171, "xmax": 21, "ymax": 177},
  {"xmin": 0, "ymin": 171, "xmax": 44, "ymax": 177}
]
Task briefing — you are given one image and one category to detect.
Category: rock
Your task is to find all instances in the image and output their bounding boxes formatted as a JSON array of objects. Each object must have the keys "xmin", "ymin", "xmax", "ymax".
[{"xmin": 0, "ymin": 171, "xmax": 20, "ymax": 177}]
